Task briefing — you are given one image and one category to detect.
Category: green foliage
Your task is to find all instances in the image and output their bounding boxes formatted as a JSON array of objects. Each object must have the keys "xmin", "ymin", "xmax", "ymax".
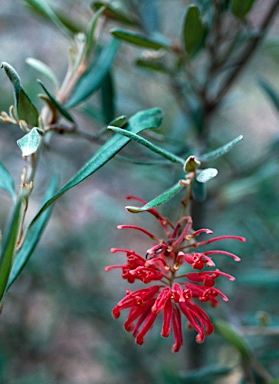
[
  {"xmin": 110, "ymin": 28, "xmax": 169, "ymax": 50},
  {"xmin": 66, "ymin": 38, "xmax": 119, "ymax": 108},
  {"xmin": 196, "ymin": 167, "xmax": 218, "ymax": 183},
  {"xmin": 26, "ymin": 58, "xmax": 59, "ymax": 88},
  {"xmin": 1, "ymin": 62, "xmax": 39, "ymax": 126},
  {"xmin": 182, "ymin": 5, "xmax": 204, "ymax": 57},
  {"xmin": 0, "ymin": 163, "xmax": 16, "ymax": 201},
  {"xmin": 230, "ymin": 0, "xmax": 255, "ymax": 19},
  {"xmin": 17, "ymin": 128, "xmax": 41, "ymax": 157}
]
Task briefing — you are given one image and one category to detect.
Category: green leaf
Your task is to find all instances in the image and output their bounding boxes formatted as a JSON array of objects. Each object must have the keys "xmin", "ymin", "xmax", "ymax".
[
  {"xmin": 0, "ymin": 162, "xmax": 17, "ymax": 200},
  {"xmin": 86, "ymin": 5, "xmax": 106, "ymax": 57},
  {"xmin": 230, "ymin": 0, "xmax": 255, "ymax": 18},
  {"xmin": 24, "ymin": 0, "xmax": 73, "ymax": 37},
  {"xmin": 192, "ymin": 178, "xmax": 206, "ymax": 202},
  {"xmin": 135, "ymin": 58, "xmax": 171, "ymax": 73},
  {"xmin": 182, "ymin": 5, "xmax": 204, "ymax": 57},
  {"xmin": 17, "ymin": 128, "xmax": 41, "ymax": 157},
  {"xmin": 107, "ymin": 126, "xmax": 185, "ymax": 164},
  {"xmin": 37, "ymin": 80, "xmax": 74, "ymax": 122},
  {"xmin": 108, "ymin": 115, "xmax": 127, "ymax": 127},
  {"xmin": 0, "ymin": 198, "xmax": 23, "ymax": 303},
  {"xmin": 125, "ymin": 182, "xmax": 183, "ymax": 213},
  {"xmin": 259, "ymin": 78, "xmax": 279, "ymax": 113},
  {"xmin": 199, "ymin": 135, "xmax": 243, "ymax": 162},
  {"xmin": 26, "ymin": 57, "xmax": 59, "ymax": 87},
  {"xmin": 179, "ymin": 365, "xmax": 232, "ymax": 383},
  {"xmin": 110, "ymin": 28, "xmax": 169, "ymax": 50},
  {"xmin": 6, "ymin": 177, "xmax": 58, "ymax": 290},
  {"xmin": 1, "ymin": 62, "xmax": 39, "ymax": 126},
  {"xmin": 30, "ymin": 108, "xmax": 163, "ymax": 223},
  {"xmin": 215, "ymin": 320, "xmax": 252, "ymax": 362},
  {"xmin": 101, "ymin": 71, "xmax": 115, "ymax": 124},
  {"xmin": 91, "ymin": 1, "xmax": 137, "ymax": 26},
  {"xmin": 66, "ymin": 39, "xmax": 119, "ymax": 108},
  {"xmin": 196, "ymin": 168, "xmax": 218, "ymax": 183}
]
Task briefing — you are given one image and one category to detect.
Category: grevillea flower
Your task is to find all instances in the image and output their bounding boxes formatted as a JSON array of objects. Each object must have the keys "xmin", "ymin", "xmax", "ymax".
[{"xmin": 105, "ymin": 196, "xmax": 245, "ymax": 352}]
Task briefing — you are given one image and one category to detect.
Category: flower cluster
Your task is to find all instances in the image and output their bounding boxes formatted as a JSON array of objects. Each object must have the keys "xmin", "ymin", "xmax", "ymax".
[{"xmin": 105, "ymin": 196, "xmax": 245, "ymax": 352}]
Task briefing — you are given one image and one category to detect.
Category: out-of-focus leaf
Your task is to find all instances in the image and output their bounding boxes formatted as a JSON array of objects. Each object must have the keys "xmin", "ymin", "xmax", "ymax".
[
  {"xmin": 138, "ymin": 0, "xmax": 159, "ymax": 35},
  {"xmin": 17, "ymin": 128, "xmax": 41, "ymax": 157},
  {"xmin": 26, "ymin": 58, "xmax": 59, "ymax": 87},
  {"xmin": 6, "ymin": 177, "xmax": 58, "ymax": 290},
  {"xmin": 111, "ymin": 28, "xmax": 169, "ymax": 50},
  {"xmin": 0, "ymin": 162, "xmax": 16, "ymax": 201},
  {"xmin": 37, "ymin": 80, "xmax": 74, "ymax": 122},
  {"xmin": 199, "ymin": 135, "xmax": 243, "ymax": 162},
  {"xmin": 136, "ymin": 58, "xmax": 171, "ymax": 73},
  {"xmin": 179, "ymin": 365, "xmax": 232, "ymax": 383},
  {"xmin": 196, "ymin": 168, "xmax": 218, "ymax": 183},
  {"xmin": 125, "ymin": 182, "xmax": 183, "ymax": 213},
  {"xmin": 101, "ymin": 71, "xmax": 115, "ymax": 124},
  {"xmin": 1, "ymin": 62, "xmax": 38, "ymax": 126},
  {"xmin": 109, "ymin": 115, "xmax": 127, "ymax": 127},
  {"xmin": 24, "ymin": 0, "xmax": 73, "ymax": 37},
  {"xmin": 30, "ymin": 108, "xmax": 163, "ymax": 223},
  {"xmin": 107, "ymin": 126, "xmax": 185, "ymax": 164},
  {"xmin": 215, "ymin": 320, "xmax": 252, "ymax": 362},
  {"xmin": 0, "ymin": 198, "xmax": 23, "ymax": 303},
  {"xmin": 192, "ymin": 178, "xmax": 206, "ymax": 202},
  {"xmin": 230, "ymin": 0, "xmax": 255, "ymax": 19},
  {"xmin": 66, "ymin": 39, "xmax": 119, "ymax": 108},
  {"xmin": 182, "ymin": 5, "xmax": 204, "ymax": 57},
  {"xmin": 238, "ymin": 270, "xmax": 279, "ymax": 288},
  {"xmin": 259, "ymin": 78, "xmax": 279, "ymax": 113},
  {"xmin": 86, "ymin": 5, "xmax": 105, "ymax": 57},
  {"xmin": 91, "ymin": 1, "xmax": 137, "ymax": 26}
]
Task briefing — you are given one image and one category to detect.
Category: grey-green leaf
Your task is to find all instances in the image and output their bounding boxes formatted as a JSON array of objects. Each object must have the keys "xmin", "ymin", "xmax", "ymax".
[
  {"xmin": 111, "ymin": 28, "xmax": 169, "ymax": 50},
  {"xmin": 0, "ymin": 162, "xmax": 17, "ymax": 200},
  {"xmin": 136, "ymin": 58, "xmax": 171, "ymax": 73},
  {"xmin": 108, "ymin": 126, "xmax": 185, "ymax": 164},
  {"xmin": 1, "ymin": 62, "xmax": 39, "ymax": 126},
  {"xmin": 0, "ymin": 198, "xmax": 23, "ymax": 303},
  {"xmin": 6, "ymin": 177, "xmax": 58, "ymax": 290},
  {"xmin": 24, "ymin": 0, "xmax": 73, "ymax": 37},
  {"xmin": 192, "ymin": 178, "xmax": 206, "ymax": 202},
  {"xmin": 30, "ymin": 108, "xmax": 163, "ymax": 224},
  {"xmin": 199, "ymin": 135, "xmax": 243, "ymax": 162},
  {"xmin": 196, "ymin": 168, "xmax": 218, "ymax": 183},
  {"xmin": 126, "ymin": 182, "xmax": 183, "ymax": 213},
  {"xmin": 101, "ymin": 71, "xmax": 115, "ymax": 124},
  {"xmin": 91, "ymin": 1, "xmax": 137, "ymax": 26},
  {"xmin": 26, "ymin": 57, "xmax": 59, "ymax": 87},
  {"xmin": 17, "ymin": 128, "xmax": 41, "ymax": 157},
  {"xmin": 259, "ymin": 78, "xmax": 279, "ymax": 114},
  {"xmin": 182, "ymin": 5, "xmax": 204, "ymax": 57},
  {"xmin": 214, "ymin": 320, "xmax": 252, "ymax": 362},
  {"xmin": 66, "ymin": 38, "xmax": 119, "ymax": 108},
  {"xmin": 37, "ymin": 80, "xmax": 74, "ymax": 122},
  {"xmin": 230, "ymin": 0, "xmax": 255, "ymax": 18}
]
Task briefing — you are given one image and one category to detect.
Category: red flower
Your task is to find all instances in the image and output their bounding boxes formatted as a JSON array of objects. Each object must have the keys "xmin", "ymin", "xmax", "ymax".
[{"xmin": 105, "ymin": 196, "xmax": 245, "ymax": 352}]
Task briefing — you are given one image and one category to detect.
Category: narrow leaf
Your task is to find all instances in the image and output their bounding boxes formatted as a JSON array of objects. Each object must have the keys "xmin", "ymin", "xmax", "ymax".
[
  {"xmin": 196, "ymin": 168, "xmax": 218, "ymax": 183},
  {"xmin": 111, "ymin": 28, "xmax": 169, "ymax": 50},
  {"xmin": 136, "ymin": 58, "xmax": 171, "ymax": 73},
  {"xmin": 91, "ymin": 1, "xmax": 137, "ymax": 26},
  {"xmin": 0, "ymin": 162, "xmax": 17, "ymax": 200},
  {"xmin": 192, "ymin": 178, "xmax": 206, "ymax": 202},
  {"xmin": 126, "ymin": 182, "xmax": 183, "ymax": 213},
  {"xmin": 0, "ymin": 198, "xmax": 23, "ymax": 302},
  {"xmin": 108, "ymin": 126, "xmax": 185, "ymax": 164},
  {"xmin": 24, "ymin": 0, "xmax": 73, "ymax": 37},
  {"xmin": 30, "ymin": 108, "xmax": 163, "ymax": 223},
  {"xmin": 182, "ymin": 5, "xmax": 204, "ymax": 57},
  {"xmin": 66, "ymin": 38, "xmax": 119, "ymax": 108},
  {"xmin": 6, "ymin": 177, "xmax": 58, "ymax": 290},
  {"xmin": 86, "ymin": 5, "xmax": 106, "ymax": 57},
  {"xmin": 259, "ymin": 78, "xmax": 279, "ymax": 113},
  {"xmin": 230, "ymin": 0, "xmax": 255, "ymax": 19},
  {"xmin": 37, "ymin": 80, "xmax": 74, "ymax": 122},
  {"xmin": 215, "ymin": 320, "xmax": 252, "ymax": 362},
  {"xmin": 17, "ymin": 128, "xmax": 41, "ymax": 157},
  {"xmin": 1, "ymin": 62, "xmax": 39, "ymax": 126},
  {"xmin": 199, "ymin": 135, "xmax": 243, "ymax": 162},
  {"xmin": 101, "ymin": 71, "xmax": 115, "ymax": 124},
  {"xmin": 26, "ymin": 57, "xmax": 59, "ymax": 87}
]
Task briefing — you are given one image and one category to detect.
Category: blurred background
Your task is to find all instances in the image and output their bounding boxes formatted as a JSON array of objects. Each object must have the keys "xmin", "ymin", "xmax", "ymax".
[{"xmin": 0, "ymin": 0, "xmax": 279, "ymax": 383}]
